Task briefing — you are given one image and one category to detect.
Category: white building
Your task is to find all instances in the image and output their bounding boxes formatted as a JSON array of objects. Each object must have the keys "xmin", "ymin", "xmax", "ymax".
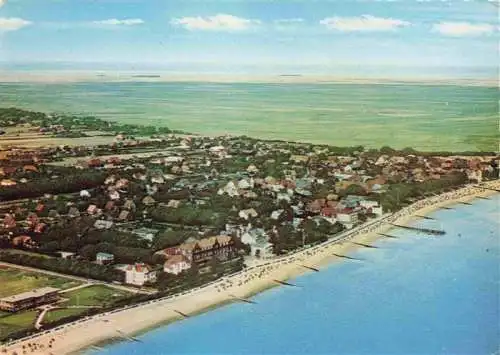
[
  {"xmin": 337, "ymin": 211, "xmax": 359, "ymax": 229},
  {"xmin": 217, "ymin": 181, "xmax": 239, "ymax": 197},
  {"xmin": 359, "ymin": 200, "xmax": 384, "ymax": 216},
  {"xmin": 124, "ymin": 263, "xmax": 157, "ymax": 286},
  {"xmin": 241, "ymin": 229, "xmax": 274, "ymax": 259},
  {"xmin": 238, "ymin": 208, "xmax": 259, "ymax": 220},
  {"xmin": 163, "ymin": 255, "xmax": 191, "ymax": 275}
]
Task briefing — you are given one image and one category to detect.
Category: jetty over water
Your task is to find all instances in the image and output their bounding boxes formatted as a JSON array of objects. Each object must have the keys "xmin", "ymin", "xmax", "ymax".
[
  {"xmin": 332, "ymin": 253, "xmax": 362, "ymax": 261},
  {"xmin": 415, "ymin": 215, "xmax": 436, "ymax": 220},
  {"xmin": 458, "ymin": 201, "xmax": 473, "ymax": 206},
  {"xmin": 390, "ymin": 223, "xmax": 446, "ymax": 235},
  {"xmin": 439, "ymin": 206, "xmax": 454, "ymax": 210},
  {"xmin": 475, "ymin": 196, "xmax": 491, "ymax": 200},
  {"xmin": 173, "ymin": 310, "xmax": 190, "ymax": 318},
  {"xmin": 273, "ymin": 279, "xmax": 298, "ymax": 287},
  {"xmin": 298, "ymin": 264, "xmax": 320, "ymax": 272},
  {"xmin": 116, "ymin": 329, "xmax": 143, "ymax": 343},
  {"xmin": 229, "ymin": 294, "xmax": 257, "ymax": 304},
  {"xmin": 377, "ymin": 233, "xmax": 398, "ymax": 239},
  {"xmin": 350, "ymin": 241, "xmax": 378, "ymax": 249}
]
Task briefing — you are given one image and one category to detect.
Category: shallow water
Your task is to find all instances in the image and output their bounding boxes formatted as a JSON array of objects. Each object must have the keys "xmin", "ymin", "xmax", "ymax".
[
  {"xmin": 1, "ymin": 82, "xmax": 497, "ymax": 151},
  {"xmin": 90, "ymin": 195, "xmax": 500, "ymax": 355}
]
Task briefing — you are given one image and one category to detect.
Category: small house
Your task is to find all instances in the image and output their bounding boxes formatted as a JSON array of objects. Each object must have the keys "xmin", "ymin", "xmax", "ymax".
[
  {"xmin": 96, "ymin": 252, "xmax": 114, "ymax": 265},
  {"xmin": 123, "ymin": 263, "xmax": 157, "ymax": 286},
  {"xmin": 163, "ymin": 255, "xmax": 191, "ymax": 275}
]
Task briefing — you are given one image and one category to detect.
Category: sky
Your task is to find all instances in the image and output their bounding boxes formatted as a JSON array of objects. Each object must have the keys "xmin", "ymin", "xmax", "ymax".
[{"xmin": 0, "ymin": 0, "xmax": 498, "ymax": 76}]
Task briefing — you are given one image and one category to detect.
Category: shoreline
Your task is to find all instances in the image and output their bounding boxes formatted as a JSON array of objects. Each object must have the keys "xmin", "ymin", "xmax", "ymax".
[{"xmin": 2, "ymin": 181, "xmax": 499, "ymax": 355}]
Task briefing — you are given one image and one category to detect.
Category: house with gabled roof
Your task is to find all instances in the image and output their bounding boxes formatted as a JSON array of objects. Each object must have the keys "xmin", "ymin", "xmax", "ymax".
[
  {"xmin": 68, "ymin": 207, "xmax": 80, "ymax": 218},
  {"xmin": 87, "ymin": 204, "xmax": 98, "ymax": 215},
  {"xmin": 123, "ymin": 199, "xmax": 137, "ymax": 211},
  {"xmin": 96, "ymin": 252, "xmax": 114, "ymax": 265},
  {"xmin": 117, "ymin": 210, "xmax": 131, "ymax": 221},
  {"xmin": 164, "ymin": 255, "xmax": 191, "ymax": 275},
  {"xmin": 121, "ymin": 263, "xmax": 157, "ymax": 286}
]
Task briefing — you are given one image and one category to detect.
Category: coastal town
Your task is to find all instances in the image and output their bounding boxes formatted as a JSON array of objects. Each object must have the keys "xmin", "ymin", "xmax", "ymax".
[{"xmin": 0, "ymin": 107, "xmax": 499, "ymax": 352}]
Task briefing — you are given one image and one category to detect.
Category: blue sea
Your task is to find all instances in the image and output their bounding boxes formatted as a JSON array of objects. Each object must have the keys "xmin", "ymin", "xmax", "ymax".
[{"xmin": 89, "ymin": 195, "xmax": 500, "ymax": 355}]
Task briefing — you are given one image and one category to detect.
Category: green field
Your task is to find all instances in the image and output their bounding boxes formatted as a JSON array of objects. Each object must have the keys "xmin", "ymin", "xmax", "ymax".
[
  {"xmin": 0, "ymin": 310, "xmax": 38, "ymax": 340},
  {"xmin": 0, "ymin": 266, "xmax": 82, "ymax": 298},
  {"xmin": 44, "ymin": 308, "xmax": 88, "ymax": 324},
  {"xmin": 0, "ymin": 82, "xmax": 497, "ymax": 151},
  {"xmin": 0, "ymin": 284, "xmax": 133, "ymax": 341},
  {"xmin": 61, "ymin": 285, "xmax": 132, "ymax": 307},
  {"xmin": 39, "ymin": 285, "xmax": 133, "ymax": 326}
]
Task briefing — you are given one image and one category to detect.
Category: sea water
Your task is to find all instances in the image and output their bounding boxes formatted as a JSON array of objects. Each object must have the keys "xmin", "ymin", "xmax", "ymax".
[
  {"xmin": 0, "ymin": 82, "xmax": 497, "ymax": 151},
  {"xmin": 90, "ymin": 195, "xmax": 500, "ymax": 355}
]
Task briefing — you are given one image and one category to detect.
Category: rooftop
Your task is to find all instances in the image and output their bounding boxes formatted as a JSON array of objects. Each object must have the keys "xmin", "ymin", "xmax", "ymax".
[{"xmin": 0, "ymin": 287, "xmax": 60, "ymax": 303}]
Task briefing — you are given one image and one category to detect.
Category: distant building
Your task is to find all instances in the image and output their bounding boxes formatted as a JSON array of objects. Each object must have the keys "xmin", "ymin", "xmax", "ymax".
[
  {"xmin": 0, "ymin": 287, "xmax": 60, "ymax": 312},
  {"xmin": 337, "ymin": 210, "xmax": 359, "ymax": 229},
  {"xmin": 96, "ymin": 252, "xmax": 114, "ymax": 265},
  {"xmin": 94, "ymin": 219, "xmax": 114, "ymax": 230},
  {"xmin": 131, "ymin": 227, "xmax": 159, "ymax": 242},
  {"xmin": 123, "ymin": 263, "xmax": 157, "ymax": 286},
  {"xmin": 163, "ymin": 255, "xmax": 191, "ymax": 275},
  {"xmin": 241, "ymin": 229, "xmax": 273, "ymax": 259},
  {"xmin": 58, "ymin": 251, "xmax": 76, "ymax": 259},
  {"xmin": 156, "ymin": 235, "xmax": 237, "ymax": 265}
]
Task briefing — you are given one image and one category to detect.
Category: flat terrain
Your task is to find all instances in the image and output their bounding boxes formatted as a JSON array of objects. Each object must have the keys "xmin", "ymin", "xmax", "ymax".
[
  {"xmin": 0, "ymin": 132, "xmax": 117, "ymax": 148},
  {"xmin": 0, "ymin": 82, "xmax": 497, "ymax": 151},
  {"xmin": 0, "ymin": 281, "xmax": 132, "ymax": 340},
  {"xmin": 0, "ymin": 266, "xmax": 82, "ymax": 298},
  {"xmin": 0, "ymin": 310, "xmax": 38, "ymax": 340},
  {"xmin": 60, "ymin": 285, "xmax": 133, "ymax": 307},
  {"xmin": 43, "ymin": 308, "xmax": 85, "ymax": 324}
]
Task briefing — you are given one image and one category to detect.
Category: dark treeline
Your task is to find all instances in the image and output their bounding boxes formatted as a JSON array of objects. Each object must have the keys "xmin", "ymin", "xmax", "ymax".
[
  {"xmin": 379, "ymin": 172, "xmax": 469, "ymax": 212},
  {"xmin": 0, "ymin": 251, "xmax": 124, "ymax": 282},
  {"xmin": 0, "ymin": 107, "xmax": 184, "ymax": 135},
  {"xmin": 0, "ymin": 171, "xmax": 107, "ymax": 201}
]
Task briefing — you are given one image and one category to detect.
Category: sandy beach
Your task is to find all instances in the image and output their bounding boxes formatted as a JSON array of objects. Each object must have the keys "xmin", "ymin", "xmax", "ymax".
[{"xmin": 2, "ymin": 180, "xmax": 499, "ymax": 355}]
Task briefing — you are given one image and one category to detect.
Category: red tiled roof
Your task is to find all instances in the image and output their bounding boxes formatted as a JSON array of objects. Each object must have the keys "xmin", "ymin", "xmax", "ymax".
[
  {"xmin": 127, "ymin": 263, "xmax": 152, "ymax": 273},
  {"xmin": 164, "ymin": 255, "xmax": 190, "ymax": 267},
  {"xmin": 321, "ymin": 207, "xmax": 336, "ymax": 217}
]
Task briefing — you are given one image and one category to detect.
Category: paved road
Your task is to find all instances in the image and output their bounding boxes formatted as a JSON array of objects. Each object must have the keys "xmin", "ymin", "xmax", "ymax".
[{"xmin": 0, "ymin": 261, "xmax": 156, "ymax": 295}]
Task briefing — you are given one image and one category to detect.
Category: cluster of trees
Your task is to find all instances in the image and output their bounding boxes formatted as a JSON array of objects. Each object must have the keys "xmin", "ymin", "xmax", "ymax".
[
  {"xmin": 150, "ymin": 205, "xmax": 222, "ymax": 227},
  {"xmin": 0, "ymin": 107, "xmax": 180, "ymax": 136},
  {"xmin": 0, "ymin": 170, "xmax": 106, "ymax": 201},
  {"xmin": 79, "ymin": 243, "xmax": 155, "ymax": 265},
  {"xmin": 380, "ymin": 172, "xmax": 468, "ymax": 212},
  {"xmin": 270, "ymin": 219, "xmax": 344, "ymax": 255},
  {"xmin": 151, "ymin": 229, "xmax": 199, "ymax": 250},
  {"xmin": 156, "ymin": 257, "xmax": 245, "ymax": 292},
  {"xmin": 0, "ymin": 251, "xmax": 124, "ymax": 282}
]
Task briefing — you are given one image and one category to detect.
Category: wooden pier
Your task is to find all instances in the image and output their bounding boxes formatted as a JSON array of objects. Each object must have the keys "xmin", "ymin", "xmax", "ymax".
[
  {"xmin": 390, "ymin": 223, "xmax": 445, "ymax": 235},
  {"xmin": 116, "ymin": 329, "xmax": 143, "ymax": 343},
  {"xmin": 332, "ymin": 253, "xmax": 361, "ymax": 261},
  {"xmin": 458, "ymin": 201, "xmax": 473, "ymax": 206},
  {"xmin": 476, "ymin": 196, "xmax": 491, "ymax": 200},
  {"xmin": 299, "ymin": 264, "xmax": 320, "ymax": 272},
  {"xmin": 439, "ymin": 206, "xmax": 454, "ymax": 210},
  {"xmin": 350, "ymin": 241, "xmax": 378, "ymax": 249},
  {"xmin": 415, "ymin": 215, "xmax": 436, "ymax": 220},
  {"xmin": 229, "ymin": 294, "xmax": 257, "ymax": 304},
  {"xmin": 173, "ymin": 310, "xmax": 190, "ymax": 318},
  {"xmin": 377, "ymin": 233, "xmax": 398, "ymax": 239},
  {"xmin": 273, "ymin": 279, "xmax": 298, "ymax": 287}
]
